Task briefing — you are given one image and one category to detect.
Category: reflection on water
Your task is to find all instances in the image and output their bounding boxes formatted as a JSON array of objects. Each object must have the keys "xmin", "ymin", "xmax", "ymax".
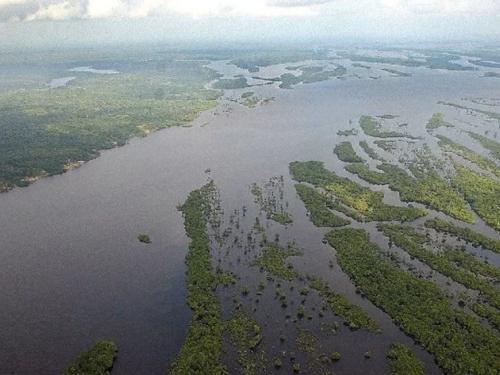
[
  {"xmin": 0, "ymin": 60, "xmax": 499, "ymax": 374},
  {"xmin": 47, "ymin": 76, "xmax": 76, "ymax": 88},
  {"xmin": 68, "ymin": 66, "xmax": 120, "ymax": 74}
]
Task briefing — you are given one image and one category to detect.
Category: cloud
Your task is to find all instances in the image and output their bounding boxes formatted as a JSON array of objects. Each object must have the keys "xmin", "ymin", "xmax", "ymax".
[
  {"xmin": 381, "ymin": 0, "xmax": 500, "ymax": 14},
  {"xmin": 0, "ymin": 0, "xmax": 320, "ymax": 21},
  {"xmin": 0, "ymin": 0, "xmax": 499, "ymax": 23},
  {"xmin": 267, "ymin": 0, "xmax": 334, "ymax": 7},
  {"xmin": 25, "ymin": 1, "xmax": 85, "ymax": 21}
]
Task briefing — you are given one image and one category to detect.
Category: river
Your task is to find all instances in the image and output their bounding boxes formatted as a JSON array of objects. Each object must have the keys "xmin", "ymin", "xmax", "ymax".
[{"xmin": 0, "ymin": 58, "xmax": 499, "ymax": 374}]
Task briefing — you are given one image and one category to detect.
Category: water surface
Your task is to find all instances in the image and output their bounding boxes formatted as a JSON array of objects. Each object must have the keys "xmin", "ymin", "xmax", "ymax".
[{"xmin": 0, "ymin": 61, "xmax": 498, "ymax": 374}]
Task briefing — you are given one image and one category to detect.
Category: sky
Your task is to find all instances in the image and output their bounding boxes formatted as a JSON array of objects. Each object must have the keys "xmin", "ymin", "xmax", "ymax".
[{"xmin": 0, "ymin": 0, "xmax": 499, "ymax": 48}]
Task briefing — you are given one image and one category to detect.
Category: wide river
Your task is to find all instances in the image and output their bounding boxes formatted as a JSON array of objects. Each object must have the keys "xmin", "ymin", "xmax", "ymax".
[{"xmin": 0, "ymin": 59, "xmax": 499, "ymax": 374}]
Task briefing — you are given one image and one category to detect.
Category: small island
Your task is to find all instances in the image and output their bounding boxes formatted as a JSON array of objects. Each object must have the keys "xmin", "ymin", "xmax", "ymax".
[{"xmin": 138, "ymin": 234, "xmax": 151, "ymax": 244}]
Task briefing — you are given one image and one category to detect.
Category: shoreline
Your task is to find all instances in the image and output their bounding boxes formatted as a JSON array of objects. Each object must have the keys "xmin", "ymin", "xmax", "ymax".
[{"xmin": 0, "ymin": 100, "xmax": 220, "ymax": 195}]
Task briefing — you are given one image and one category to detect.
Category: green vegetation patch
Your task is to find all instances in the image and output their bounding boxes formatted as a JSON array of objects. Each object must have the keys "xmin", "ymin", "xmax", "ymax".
[
  {"xmin": 137, "ymin": 234, "xmax": 151, "ymax": 244},
  {"xmin": 379, "ymin": 224, "xmax": 500, "ymax": 309},
  {"xmin": 437, "ymin": 135, "xmax": 500, "ymax": 178},
  {"xmin": 346, "ymin": 163, "xmax": 474, "ymax": 222},
  {"xmin": 337, "ymin": 128, "xmax": 358, "ymax": 136},
  {"xmin": 352, "ymin": 63, "xmax": 371, "ymax": 69},
  {"xmin": 251, "ymin": 177, "xmax": 293, "ymax": 225},
  {"xmin": 334, "ymin": 141, "xmax": 364, "ymax": 163},
  {"xmin": 0, "ymin": 62, "xmax": 220, "ymax": 190},
  {"xmin": 320, "ymin": 322, "xmax": 340, "ymax": 335},
  {"xmin": 278, "ymin": 65, "xmax": 347, "ymax": 89},
  {"xmin": 290, "ymin": 161, "xmax": 427, "ymax": 222},
  {"xmin": 64, "ymin": 341, "xmax": 118, "ymax": 375},
  {"xmin": 381, "ymin": 68, "xmax": 412, "ymax": 77},
  {"xmin": 424, "ymin": 218, "xmax": 500, "ymax": 254},
  {"xmin": 340, "ymin": 52, "xmax": 477, "ymax": 71},
  {"xmin": 359, "ymin": 141, "xmax": 383, "ymax": 161},
  {"xmin": 426, "ymin": 113, "xmax": 454, "ymax": 130},
  {"xmin": 443, "ymin": 246, "xmax": 500, "ymax": 280},
  {"xmin": 226, "ymin": 310, "xmax": 266, "ymax": 375},
  {"xmin": 359, "ymin": 116, "xmax": 419, "ymax": 139},
  {"xmin": 294, "ymin": 184, "xmax": 350, "ymax": 227},
  {"xmin": 439, "ymin": 101, "xmax": 500, "ymax": 122},
  {"xmin": 386, "ymin": 343, "xmax": 425, "ymax": 375},
  {"xmin": 470, "ymin": 303, "xmax": 500, "ymax": 332},
  {"xmin": 452, "ymin": 164, "xmax": 500, "ymax": 231},
  {"xmin": 252, "ymin": 243, "xmax": 303, "ymax": 280},
  {"xmin": 241, "ymin": 91, "xmax": 254, "ymax": 99},
  {"xmin": 308, "ymin": 275, "xmax": 381, "ymax": 332},
  {"xmin": 230, "ymin": 50, "xmax": 329, "ymax": 72},
  {"xmin": 468, "ymin": 131, "xmax": 500, "ymax": 160},
  {"xmin": 326, "ymin": 228, "xmax": 500, "ymax": 375},
  {"xmin": 212, "ymin": 77, "xmax": 250, "ymax": 90},
  {"xmin": 270, "ymin": 212, "xmax": 293, "ymax": 225},
  {"xmin": 374, "ymin": 140, "xmax": 397, "ymax": 152},
  {"xmin": 170, "ymin": 182, "xmax": 226, "ymax": 375},
  {"xmin": 295, "ymin": 326, "xmax": 332, "ymax": 370}
]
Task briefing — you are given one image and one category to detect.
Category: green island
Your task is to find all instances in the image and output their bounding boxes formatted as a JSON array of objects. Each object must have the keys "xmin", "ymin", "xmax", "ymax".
[
  {"xmin": 359, "ymin": 140, "xmax": 383, "ymax": 160},
  {"xmin": 326, "ymin": 227, "xmax": 500, "ymax": 375},
  {"xmin": 0, "ymin": 59, "xmax": 221, "ymax": 192},
  {"xmin": 467, "ymin": 131, "xmax": 500, "ymax": 160},
  {"xmin": 337, "ymin": 128, "xmax": 358, "ymax": 136},
  {"xmin": 374, "ymin": 140, "xmax": 398, "ymax": 152},
  {"xmin": 250, "ymin": 229, "xmax": 380, "ymax": 333},
  {"xmin": 294, "ymin": 325, "xmax": 330, "ymax": 369},
  {"xmin": 278, "ymin": 65, "xmax": 347, "ymax": 89},
  {"xmin": 307, "ymin": 274, "xmax": 381, "ymax": 332},
  {"xmin": 334, "ymin": 141, "xmax": 364, "ymax": 163},
  {"xmin": 294, "ymin": 184, "xmax": 351, "ymax": 227},
  {"xmin": 386, "ymin": 343, "xmax": 425, "ymax": 375},
  {"xmin": 251, "ymin": 243, "xmax": 303, "ymax": 280},
  {"xmin": 379, "ymin": 224, "xmax": 500, "ymax": 309},
  {"xmin": 381, "ymin": 68, "xmax": 412, "ymax": 77},
  {"xmin": 424, "ymin": 217, "xmax": 500, "ymax": 254},
  {"xmin": 377, "ymin": 114, "xmax": 399, "ymax": 119},
  {"xmin": 212, "ymin": 77, "xmax": 250, "ymax": 90},
  {"xmin": 63, "ymin": 341, "xmax": 118, "ymax": 375},
  {"xmin": 352, "ymin": 63, "xmax": 371, "ymax": 69},
  {"xmin": 439, "ymin": 101, "xmax": 500, "ymax": 122},
  {"xmin": 169, "ymin": 182, "xmax": 226, "ymax": 375},
  {"xmin": 426, "ymin": 113, "xmax": 454, "ymax": 130},
  {"xmin": 470, "ymin": 303, "xmax": 500, "ymax": 332},
  {"xmin": 359, "ymin": 116, "xmax": 419, "ymax": 139},
  {"xmin": 452, "ymin": 164, "xmax": 500, "ymax": 231},
  {"xmin": 437, "ymin": 135, "xmax": 500, "ymax": 178},
  {"xmin": 443, "ymin": 245, "xmax": 500, "ymax": 280},
  {"xmin": 484, "ymin": 72, "xmax": 500, "ymax": 78},
  {"xmin": 137, "ymin": 234, "xmax": 151, "ymax": 244},
  {"xmin": 290, "ymin": 161, "xmax": 427, "ymax": 222},
  {"xmin": 339, "ymin": 52, "xmax": 477, "ymax": 71},
  {"xmin": 226, "ymin": 310, "xmax": 266, "ymax": 375},
  {"xmin": 229, "ymin": 50, "xmax": 329, "ymax": 72},
  {"xmin": 237, "ymin": 94, "xmax": 274, "ymax": 108},
  {"xmin": 345, "ymin": 162, "xmax": 474, "ymax": 222}
]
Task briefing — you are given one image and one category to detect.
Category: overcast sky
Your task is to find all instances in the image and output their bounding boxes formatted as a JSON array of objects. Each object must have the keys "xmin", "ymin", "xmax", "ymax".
[{"xmin": 0, "ymin": 0, "xmax": 499, "ymax": 48}]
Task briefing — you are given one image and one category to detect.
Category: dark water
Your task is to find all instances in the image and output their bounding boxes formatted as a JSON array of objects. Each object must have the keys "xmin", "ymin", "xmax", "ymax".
[{"xmin": 0, "ymin": 60, "xmax": 499, "ymax": 374}]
